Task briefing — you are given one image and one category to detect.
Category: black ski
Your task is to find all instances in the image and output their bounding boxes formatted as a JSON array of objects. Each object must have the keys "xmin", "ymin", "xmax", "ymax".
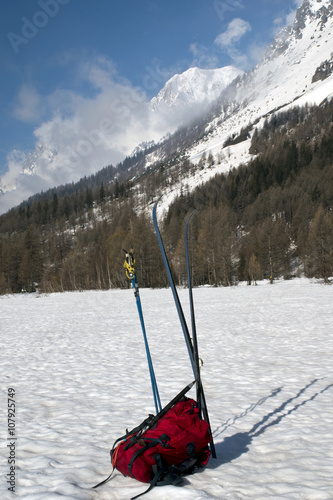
[
  {"xmin": 152, "ymin": 201, "xmax": 216, "ymax": 458},
  {"xmin": 185, "ymin": 212, "xmax": 202, "ymax": 410}
]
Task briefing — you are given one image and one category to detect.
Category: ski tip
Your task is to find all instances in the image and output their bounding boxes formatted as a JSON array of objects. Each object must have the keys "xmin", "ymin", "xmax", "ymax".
[
  {"xmin": 152, "ymin": 201, "xmax": 157, "ymax": 218},
  {"xmin": 185, "ymin": 210, "xmax": 197, "ymax": 228},
  {"xmin": 153, "ymin": 196, "xmax": 163, "ymax": 211},
  {"xmin": 188, "ymin": 380, "xmax": 197, "ymax": 390}
]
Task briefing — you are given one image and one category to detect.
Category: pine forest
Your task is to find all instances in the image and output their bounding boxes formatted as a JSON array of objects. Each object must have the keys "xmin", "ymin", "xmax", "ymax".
[{"xmin": 1, "ymin": 100, "xmax": 333, "ymax": 294}]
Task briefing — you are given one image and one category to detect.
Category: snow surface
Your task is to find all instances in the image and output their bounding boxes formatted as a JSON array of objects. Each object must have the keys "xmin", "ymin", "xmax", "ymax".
[{"xmin": 1, "ymin": 279, "xmax": 333, "ymax": 499}]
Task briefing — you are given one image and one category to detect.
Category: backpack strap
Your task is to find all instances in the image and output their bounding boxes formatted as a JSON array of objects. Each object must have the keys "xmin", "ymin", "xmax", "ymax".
[
  {"xmin": 92, "ymin": 468, "xmax": 115, "ymax": 489},
  {"xmin": 152, "ymin": 454, "xmax": 183, "ymax": 486},
  {"xmin": 130, "ymin": 453, "xmax": 181, "ymax": 500},
  {"xmin": 128, "ymin": 435, "xmax": 170, "ymax": 478},
  {"xmin": 130, "ymin": 464, "xmax": 168, "ymax": 500},
  {"xmin": 92, "ymin": 415, "xmax": 155, "ymax": 489}
]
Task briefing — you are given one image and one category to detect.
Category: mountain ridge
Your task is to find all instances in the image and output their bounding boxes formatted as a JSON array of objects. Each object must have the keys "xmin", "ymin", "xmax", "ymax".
[
  {"xmin": 167, "ymin": 0, "xmax": 333, "ymax": 201},
  {"xmin": 1, "ymin": 0, "xmax": 333, "ymax": 215},
  {"xmin": 150, "ymin": 66, "xmax": 243, "ymax": 111}
]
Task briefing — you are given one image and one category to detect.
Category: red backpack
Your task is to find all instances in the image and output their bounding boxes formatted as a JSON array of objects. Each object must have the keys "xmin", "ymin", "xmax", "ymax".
[{"xmin": 94, "ymin": 392, "xmax": 212, "ymax": 499}]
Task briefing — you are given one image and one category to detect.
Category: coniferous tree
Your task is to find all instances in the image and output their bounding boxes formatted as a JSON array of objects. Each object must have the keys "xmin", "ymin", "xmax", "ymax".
[
  {"xmin": 306, "ymin": 207, "xmax": 333, "ymax": 282},
  {"xmin": 52, "ymin": 193, "xmax": 58, "ymax": 220},
  {"xmin": 19, "ymin": 225, "xmax": 43, "ymax": 292}
]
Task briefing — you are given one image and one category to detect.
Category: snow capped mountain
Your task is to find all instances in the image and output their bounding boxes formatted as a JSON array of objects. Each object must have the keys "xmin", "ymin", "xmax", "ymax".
[
  {"xmin": 23, "ymin": 144, "xmax": 57, "ymax": 177},
  {"xmin": 0, "ymin": 144, "xmax": 61, "ymax": 212},
  {"xmin": 144, "ymin": 0, "xmax": 333, "ymax": 213},
  {"xmin": 0, "ymin": 67, "xmax": 242, "ymax": 209},
  {"xmin": 178, "ymin": 0, "xmax": 333, "ymax": 184},
  {"xmin": 224, "ymin": 0, "xmax": 333, "ymax": 119},
  {"xmin": 150, "ymin": 66, "xmax": 243, "ymax": 112},
  {"xmin": 1, "ymin": 0, "xmax": 333, "ymax": 214}
]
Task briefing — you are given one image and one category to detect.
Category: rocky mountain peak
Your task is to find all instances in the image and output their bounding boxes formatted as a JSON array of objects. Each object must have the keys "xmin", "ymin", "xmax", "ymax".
[
  {"xmin": 150, "ymin": 66, "xmax": 243, "ymax": 112},
  {"xmin": 264, "ymin": 0, "xmax": 333, "ymax": 60},
  {"xmin": 294, "ymin": 0, "xmax": 333, "ymax": 36}
]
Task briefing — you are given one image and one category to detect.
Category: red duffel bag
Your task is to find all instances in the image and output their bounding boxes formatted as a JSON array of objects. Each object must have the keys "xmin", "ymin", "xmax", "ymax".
[
  {"xmin": 94, "ymin": 390, "xmax": 212, "ymax": 499},
  {"xmin": 113, "ymin": 397, "xmax": 211, "ymax": 485}
]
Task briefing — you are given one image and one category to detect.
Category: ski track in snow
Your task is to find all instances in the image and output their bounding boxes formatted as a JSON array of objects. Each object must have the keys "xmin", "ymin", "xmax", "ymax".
[{"xmin": 1, "ymin": 279, "xmax": 333, "ymax": 499}]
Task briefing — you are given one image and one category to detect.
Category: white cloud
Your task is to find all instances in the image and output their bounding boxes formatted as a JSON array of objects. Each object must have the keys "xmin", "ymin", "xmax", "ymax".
[
  {"xmin": 215, "ymin": 18, "xmax": 251, "ymax": 48},
  {"xmin": 189, "ymin": 43, "xmax": 219, "ymax": 69},
  {"xmin": 214, "ymin": 18, "xmax": 252, "ymax": 69},
  {"xmin": 1, "ymin": 150, "xmax": 27, "ymax": 190},
  {"xmin": 0, "ymin": 55, "xmax": 186, "ymax": 213},
  {"xmin": 12, "ymin": 84, "xmax": 46, "ymax": 123},
  {"xmin": 77, "ymin": 54, "xmax": 119, "ymax": 91},
  {"xmin": 247, "ymin": 41, "xmax": 267, "ymax": 66}
]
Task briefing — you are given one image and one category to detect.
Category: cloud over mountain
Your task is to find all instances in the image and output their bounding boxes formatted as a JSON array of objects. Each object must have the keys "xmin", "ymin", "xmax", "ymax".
[
  {"xmin": 1, "ymin": 0, "xmax": 332, "ymax": 215},
  {"xmin": 1, "ymin": 56, "xmax": 176, "ymax": 212},
  {"xmin": 215, "ymin": 18, "xmax": 252, "ymax": 48},
  {"xmin": 0, "ymin": 52, "xmax": 243, "ymax": 213}
]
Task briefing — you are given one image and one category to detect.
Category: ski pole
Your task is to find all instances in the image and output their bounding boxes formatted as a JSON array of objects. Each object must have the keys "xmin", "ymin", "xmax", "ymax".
[{"xmin": 123, "ymin": 250, "xmax": 162, "ymax": 414}]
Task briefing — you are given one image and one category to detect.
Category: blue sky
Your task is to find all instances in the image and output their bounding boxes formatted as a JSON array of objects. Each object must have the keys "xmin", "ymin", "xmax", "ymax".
[{"xmin": 0, "ymin": 0, "xmax": 302, "ymax": 209}]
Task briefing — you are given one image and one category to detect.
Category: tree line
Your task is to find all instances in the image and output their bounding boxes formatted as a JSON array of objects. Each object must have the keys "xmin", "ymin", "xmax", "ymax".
[
  {"xmin": 165, "ymin": 101, "xmax": 333, "ymax": 285},
  {"xmin": 0, "ymin": 100, "xmax": 332, "ymax": 294}
]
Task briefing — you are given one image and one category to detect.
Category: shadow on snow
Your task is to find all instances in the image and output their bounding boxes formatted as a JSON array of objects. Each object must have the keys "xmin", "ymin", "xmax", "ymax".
[{"xmin": 210, "ymin": 378, "xmax": 333, "ymax": 466}]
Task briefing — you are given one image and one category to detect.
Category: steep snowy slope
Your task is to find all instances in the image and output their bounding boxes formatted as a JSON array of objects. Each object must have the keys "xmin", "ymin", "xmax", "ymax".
[
  {"xmin": 154, "ymin": 0, "xmax": 333, "ymax": 210},
  {"xmin": 188, "ymin": 0, "xmax": 333, "ymax": 161}
]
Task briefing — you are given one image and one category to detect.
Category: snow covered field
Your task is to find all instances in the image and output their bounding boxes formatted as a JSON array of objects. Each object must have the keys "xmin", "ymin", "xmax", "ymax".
[{"xmin": 1, "ymin": 279, "xmax": 333, "ymax": 499}]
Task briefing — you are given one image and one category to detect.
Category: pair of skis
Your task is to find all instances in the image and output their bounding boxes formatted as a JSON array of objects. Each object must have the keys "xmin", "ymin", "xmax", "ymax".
[
  {"xmin": 125, "ymin": 200, "xmax": 216, "ymax": 458},
  {"xmin": 152, "ymin": 201, "xmax": 216, "ymax": 458}
]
